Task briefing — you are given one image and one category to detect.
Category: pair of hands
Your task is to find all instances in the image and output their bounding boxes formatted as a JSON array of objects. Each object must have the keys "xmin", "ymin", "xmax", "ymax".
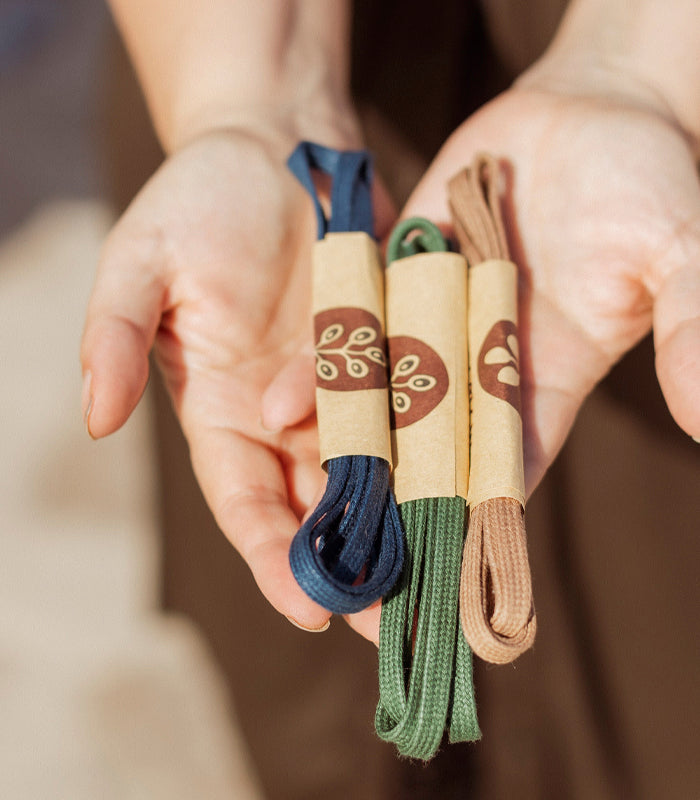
[{"xmin": 81, "ymin": 76, "xmax": 700, "ymax": 642}]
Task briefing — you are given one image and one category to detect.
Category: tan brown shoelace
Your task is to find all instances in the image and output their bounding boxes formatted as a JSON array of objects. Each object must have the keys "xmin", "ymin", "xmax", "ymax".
[{"xmin": 448, "ymin": 154, "xmax": 536, "ymax": 664}]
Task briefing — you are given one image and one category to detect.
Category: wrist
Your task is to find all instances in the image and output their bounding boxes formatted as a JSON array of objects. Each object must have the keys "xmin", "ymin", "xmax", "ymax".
[
  {"xmin": 165, "ymin": 21, "xmax": 362, "ymax": 156},
  {"xmin": 516, "ymin": 0, "xmax": 700, "ymax": 151},
  {"xmin": 109, "ymin": 0, "xmax": 359, "ymax": 155},
  {"xmin": 168, "ymin": 92, "xmax": 362, "ymax": 159}
]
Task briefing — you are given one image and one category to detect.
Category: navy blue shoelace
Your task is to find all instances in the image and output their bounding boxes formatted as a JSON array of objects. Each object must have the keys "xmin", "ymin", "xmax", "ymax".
[{"xmin": 287, "ymin": 141, "xmax": 404, "ymax": 614}]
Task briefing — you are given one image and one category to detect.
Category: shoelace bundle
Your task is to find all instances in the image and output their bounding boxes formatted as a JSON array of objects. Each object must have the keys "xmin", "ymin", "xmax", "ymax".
[
  {"xmin": 448, "ymin": 154, "xmax": 536, "ymax": 664},
  {"xmin": 375, "ymin": 219, "xmax": 480, "ymax": 759},
  {"xmin": 287, "ymin": 142, "xmax": 404, "ymax": 614}
]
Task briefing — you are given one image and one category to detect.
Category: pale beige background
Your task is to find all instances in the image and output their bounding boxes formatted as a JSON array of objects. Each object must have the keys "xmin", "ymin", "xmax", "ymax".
[{"xmin": 0, "ymin": 4, "xmax": 263, "ymax": 797}]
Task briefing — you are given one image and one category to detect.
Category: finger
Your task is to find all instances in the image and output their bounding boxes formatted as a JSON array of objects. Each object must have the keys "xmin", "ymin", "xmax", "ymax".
[
  {"xmin": 260, "ymin": 348, "xmax": 316, "ymax": 432},
  {"xmin": 273, "ymin": 416, "xmax": 325, "ymax": 519},
  {"xmin": 80, "ymin": 224, "xmax": 166, "ymax": 438},
  {"xmin": 343, "ymin": 602, "xmax": 382, "ymax": 647},
  {"xmin": 189, "ymin": 425, "xmax": 332, "ymax": 630},
  {"xmin": 520, "ymin": 288, "xmax": 618, "ymax": 494},
  {"xmin": 653, "ymin": 262, "xmax": 700, "ymax": 439}
]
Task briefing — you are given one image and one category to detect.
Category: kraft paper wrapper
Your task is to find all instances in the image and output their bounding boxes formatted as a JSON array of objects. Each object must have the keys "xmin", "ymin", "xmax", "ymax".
[
  {"xmin": 467, "ymin": 258, "xmax": 525, "ymax": 508},
  {"xmin": 386, "ymin": 251, "xmax": 469, "ymax": 504},
  {"xmin": 313, "ymin": 232, "xmax": 392, "ymax": 467}
]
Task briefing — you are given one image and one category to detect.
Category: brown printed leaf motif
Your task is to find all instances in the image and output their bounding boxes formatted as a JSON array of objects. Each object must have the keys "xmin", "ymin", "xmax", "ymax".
[
  {"xmin": 314, "ymin": 307, "xmax": 388, "ymax": 391},
  {"xmin": 388, "ymin": 335, "xmax": 449, "ymax": 429},
  {"xmin": 477, "ymin": 320, "xmax": 521, "ymax": 415}
]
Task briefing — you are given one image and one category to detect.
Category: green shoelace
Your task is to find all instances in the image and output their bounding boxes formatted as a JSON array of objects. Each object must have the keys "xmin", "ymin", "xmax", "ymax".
[
  {"xmin": 375, "ymin": 498, "xmax": 480, "ymax": 758},
  {"xmin": 375, "ymin": 220, "xmax": 481, "ymax": 759}
]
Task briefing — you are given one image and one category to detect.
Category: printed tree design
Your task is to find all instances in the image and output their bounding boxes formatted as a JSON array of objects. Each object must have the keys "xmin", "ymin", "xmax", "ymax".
[
  {"xmin": 387, "ymin": 336, "xmax": 449, "ymax": 428},
  {"xmin": 313, "ymin": 307, "xmax": 388, "ymax": 391},
  {"xmin": 477, "ymin": 320, "xmax": 521, "ymax": 414},
  {"xmin": 391, "ymin": 354, "xmax": 437, "ymax": 414},
  {"xmin": 316, "ymin": 323, "xmax": 386, "ymax": 380}
]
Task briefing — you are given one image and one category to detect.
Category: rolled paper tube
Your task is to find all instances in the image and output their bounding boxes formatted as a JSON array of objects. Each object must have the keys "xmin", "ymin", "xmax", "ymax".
[
  {"xmin": 466, "ymin": 259, "xmax": 524, "ymax": 508},
  {"xmin": 449, "ymin": 155, "xmax": 536, "ymax": 664},
  {"xmin": 385, "ymin": 249, "xmax": 469, "ymax": 504},
  {"xmin": 313, "ymin": 232, "xmax": 392, "ymax": 466},
  {"xmin": 375, "ymin": 219, "xmax": 480, "ymax": 759}
]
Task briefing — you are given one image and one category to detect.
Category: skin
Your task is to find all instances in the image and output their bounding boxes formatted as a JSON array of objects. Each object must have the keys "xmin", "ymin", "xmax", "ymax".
[
  {"xmin": 402, "ymin": 83, "xmax": 700, "ymax": 495},
  {"xmin": 81, "ymin": 0, "xmax": 700, "ymax": 643}
]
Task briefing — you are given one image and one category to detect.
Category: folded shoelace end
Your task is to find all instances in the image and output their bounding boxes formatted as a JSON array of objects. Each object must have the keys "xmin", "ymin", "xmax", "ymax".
[{"xmin": 461, "ymin": 498, "xmax": 536, "ymax": 664}]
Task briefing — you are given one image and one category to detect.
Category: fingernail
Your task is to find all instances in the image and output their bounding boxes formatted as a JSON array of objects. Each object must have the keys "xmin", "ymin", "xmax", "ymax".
[
  {"xmin": 286, "ymin": 616, "xmax": 331, "ymax": 633},
  {"xmin": 259, "ymin": 415, "xmax": 283, "ymax": 435},
  {"xmin": 81, "ymin": 371, "xmax": 95, "ymax": 439},
  {"xmin": 693, "ymin": 436, "xmax": 700, "ymax": 444}
]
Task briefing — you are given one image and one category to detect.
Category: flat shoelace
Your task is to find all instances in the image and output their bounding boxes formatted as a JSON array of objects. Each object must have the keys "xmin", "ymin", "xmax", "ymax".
[
  {"xmin": 375, "ymin": 219, "xmax": 480, "ymax": 759},
  {"xmin": 287, "ymin": 142, "xmax": 404, "ymax": 614},
  {"xmin": 376, "ymin": 498, "xmax": 480, "ymax": 758},
  {"xmin": 448, "ymin": 154, "xmax": 536, "ymax": 664}
]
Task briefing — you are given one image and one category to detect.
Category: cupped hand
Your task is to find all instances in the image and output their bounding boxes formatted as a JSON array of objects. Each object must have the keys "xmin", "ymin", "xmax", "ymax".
[
  {"xmin": 81, "ymin": 124, "xmax": 395, "ymax": 632},
  {"xmin": 402, "ymin": 80, "xmax": 700, "ymax": 495},
  {"xmin": 256, "ymin": 79, "xmax": 700, "ymax": 643}
]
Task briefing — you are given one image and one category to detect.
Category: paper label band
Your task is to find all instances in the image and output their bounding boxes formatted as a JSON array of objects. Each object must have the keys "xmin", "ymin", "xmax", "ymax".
[
  {"xmin": 386, "ymin": 251, "xmax": 469, "ymax": 504},
  {"xmin": 467, "ymin": 258, "xmax": 525, "ymax": 507},
  {"xmin": 313, "ymin": 232, "xmax": 392, "ymax": 466}
]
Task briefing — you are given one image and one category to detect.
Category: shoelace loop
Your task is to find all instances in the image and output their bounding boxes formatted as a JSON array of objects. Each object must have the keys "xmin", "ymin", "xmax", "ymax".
[
  {"xmin": 376, "ymin": 218, "xmax": 480, "ymax": 759},
  {"xmin": 448, "ymin": 153, "xmax": 536, "ymax": 664},
  {"xmin": 287, "ymin": 141, "xmax": 404, "ymax": 615}
]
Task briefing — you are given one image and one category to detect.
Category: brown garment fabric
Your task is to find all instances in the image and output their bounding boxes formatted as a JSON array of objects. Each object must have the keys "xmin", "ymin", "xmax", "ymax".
[
  {"xmin": 149, "ymin": 342, "xmax": 700, "ymax": 800},
  {"xmin": 105, "ymin": 1, "xmax": 700, "ymax": 796},
  {"xmin": 474, "ymin": 342, "xmax": 700, "ymax": 800}
]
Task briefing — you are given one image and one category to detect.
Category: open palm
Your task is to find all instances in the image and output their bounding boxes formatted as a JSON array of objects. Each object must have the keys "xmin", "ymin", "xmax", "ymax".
[
  {"xmin": 402, "ymin": 85, "xmax": 700, "ymax": 494},
  {"xmin": 82, "ymin": 128, "xmax": 377, "ymax": 630}
]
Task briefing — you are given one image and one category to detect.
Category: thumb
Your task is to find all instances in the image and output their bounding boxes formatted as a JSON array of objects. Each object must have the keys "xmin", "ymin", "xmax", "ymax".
[
  {"xmin": 80, "ymin": 225, "xmax": 166, "ymax": 438},
  {"xmin": 260, "ymin": 175, "xmax": 397, "ymax": 434},
  {"xmin": 260, "ymin": 347, "xmax": 316, "ymax": 432},
  {"xmin": 653, "ymin": 260, "xmax": 700, "ymax": 440}
]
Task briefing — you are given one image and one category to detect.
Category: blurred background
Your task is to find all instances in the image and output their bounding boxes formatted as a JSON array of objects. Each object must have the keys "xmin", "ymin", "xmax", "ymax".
[
  {"xmin": 2, "ymin": 2, "xmax": 699, "ymax": 799},
  {"xmin": 0, "ymin": 2, "xmax": 263, "ymax": 797}
]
